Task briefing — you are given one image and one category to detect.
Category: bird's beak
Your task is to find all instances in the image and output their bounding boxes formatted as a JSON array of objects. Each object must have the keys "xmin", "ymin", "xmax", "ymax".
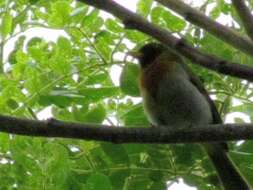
[{"xmin": 127, "ymin": 51, "xmax": 143, "ymax": 59}]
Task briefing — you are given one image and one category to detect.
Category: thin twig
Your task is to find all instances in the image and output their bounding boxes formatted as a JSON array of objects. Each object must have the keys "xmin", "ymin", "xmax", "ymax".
[{"xmin": 231, "ymin": 0, "xmax": 253, "ymax": 41}]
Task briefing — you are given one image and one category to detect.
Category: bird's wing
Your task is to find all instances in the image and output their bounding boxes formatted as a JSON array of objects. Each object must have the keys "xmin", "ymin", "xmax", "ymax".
[{"xmin": 179, "ymin": 61, "xmax": 223, "ymax": 124}]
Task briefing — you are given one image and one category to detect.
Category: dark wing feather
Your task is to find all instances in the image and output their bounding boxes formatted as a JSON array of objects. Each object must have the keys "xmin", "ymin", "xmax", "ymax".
[{"xmin": 179, "ymin": 62, "xmax": 222, "ymax": 124}]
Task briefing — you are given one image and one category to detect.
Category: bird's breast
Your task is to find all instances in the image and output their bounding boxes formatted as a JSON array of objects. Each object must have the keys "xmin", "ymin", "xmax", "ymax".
[
  {"xmin": 140, "ymin": 60, "xmax": 174, "ymax": 99},
  {"xmin": 140, "ymin": 65, "xmax": 212, "ymax": 128}
]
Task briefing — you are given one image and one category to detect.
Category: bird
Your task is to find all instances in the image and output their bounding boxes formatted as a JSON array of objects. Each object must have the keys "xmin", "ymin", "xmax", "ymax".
[{"xmin": 130, "ymin": 42, "xmax": 250, "ymax": 190}]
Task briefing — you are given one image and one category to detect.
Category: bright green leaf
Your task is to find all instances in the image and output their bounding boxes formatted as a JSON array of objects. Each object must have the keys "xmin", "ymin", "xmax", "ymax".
[
  {"xmin": 151, "ymin": 6, "xmax": 186, "ymax": 31},
  {"xmin": 105, "ymin": 19, "xmax": 123, "ymax": 33},
  {"xmin": 121, "ymin": 104, "xmax": 149, "ymax": 126},
  {"xmin": 82, "ymin": 9, "xmax": 104, "ymax": 33},
  {"xmin": 120, "ymin": 63, "xmax": 140, "ymax": 97},
  {"xmin": 137, "ymin": 0, "xmax": 153, "ymax": 16},
  {"xmin": 231, "ymin": 104, "xmax": 253, "ymax": 119},
  {"xmin": 1, "ymin": 12, "xmax": 12, "ymax": 37},
  {"xmin": 48, "ymin": 1, "xmax": 71, "ymax": 27},
  {"xmin": 79, "ymin": 87, "xmax": 120, "ymax": 101}
]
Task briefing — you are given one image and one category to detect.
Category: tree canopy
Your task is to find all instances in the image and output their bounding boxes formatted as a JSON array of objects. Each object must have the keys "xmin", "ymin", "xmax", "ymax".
[{"xmin": 0, "ymin": 0, "xmax": 253, "ymax": 189}]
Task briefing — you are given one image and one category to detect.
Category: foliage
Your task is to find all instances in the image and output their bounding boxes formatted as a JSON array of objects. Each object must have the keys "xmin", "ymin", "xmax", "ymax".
[{"xmin": 0, "ymin": 0, "xmax": 252, "ymax": 189}]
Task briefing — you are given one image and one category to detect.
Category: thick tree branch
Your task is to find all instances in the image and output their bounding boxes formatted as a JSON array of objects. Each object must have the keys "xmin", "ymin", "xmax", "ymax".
[
  {"xmin": 0, "ymin": 115, "xmax": 253, "ymax": 143},
  {"xmin": 77, "ymin": 0, "xmax": 253, "ymax": 82},
  {"xmin": 231, "ymin": 0, "xmax": 253, "ymax": 41},
  {"xmin": 155, "ymin": 0, "xmax": 253, "ymax": 56}
]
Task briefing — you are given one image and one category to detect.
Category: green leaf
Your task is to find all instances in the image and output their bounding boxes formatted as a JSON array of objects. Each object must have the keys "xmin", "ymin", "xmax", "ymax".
[
  {"xmin": 24, "ymin": 67, "xmax": 50, "ymax": 95},
  {"xmin": 8, "ymin": 36, "xmax": 26, "ymax": 65},
  {"xmin": 210, "ymin": 6, "xmax": 221, "ymax": 19},
  {"xmin": 151, "ymin": 6, "xmax": 163, "ymax": 24},
  {"xmin": 6, "ymin": 99, "xmax": 19, "ymax": 109},
  {"xmin": 110, "ymin": 170, "xmax": 130, "ymax": 190},
  {"xmin": 79, "ymin": 87, "xmax": 120, "ymax": 101},
  {"xmin": 12, "ymin": 51, "xmax": 29, "ymax": 79},
  {"xmin": 48, "ymin": 1, "xmax": 71, "ymax": 27},
  {"xmin": 101, "ymin": 143, "xmax": 129, "ymax": 164},
  {"xmin": 231, "ymin": 103, "xmax": 253, "ymax": 119},
  {"xmin": 49, "ymin": 37, "xmax": 72, "ymax": 75},
  {"xmin": 229, "ymin": 147, "xmax": 253, "ymax": 185},
  {"xmin": 149, "ymin": 182, "xmax": 166, "ymax": 190},
  {"xmin": 85, "ymin": 73, "xmax": 110, "ymax": 85},
  {"xmin": 200, "ymin": 33, "xmax": 235, "ymax": 60},
  {"xmin": 123, "ymin": 144, "xmax": 148, "ymax": 155},
  {"xmin": 83, "ymin": 104, "xmax": 106, "ymax": 123},
  {"xmin": 162, "ymin": 9, "xmax": 186, "ymax": 31},
  {"xmin": 26, "ymin": 37, "xmax": 43, "ymax": 48},
  {"xmin": 95, "ymin": 30, "xmax": 116, "ymax": 60},
  {"xmin": 39, "ymin": 93, "xmax": 85, "ymax": 107},
  {"xmin": 170, "ymin": 144, "xmax": 204, "ymax": 167},
  {"xmin": 120, "ymin": 63, "xmax": 140, "ymax": 97},
  {"xmin": 126, "ymin": 31, "xmax": 148, "ymax": 43},
  {"xmin": 85, "ymin": 173, "xmax": 112, "ymax": 190},
  {"xmin": 70, "ymin": 6, "xmax": 89, "ymax": 17},
  {"xmin": 235, "ymin": 141, "xmax": 253, "ymax": 154},
  {"xmin": 57, "ymin": 36, "xmax": 71, "ymax": 54},
  {"xmin": 82, "ymin": 9, "xmax": 104, "ymax": 33},
  {"xmin": 105, "ymin": 19, "xmax": 123, "ymax": 33},
  {"xmin": 151, "ymin": 6, "xmax": 186, "ymax": 31},
  {"xmin": 1, "ymin": 12, "xmax": 13, "ymax": 37},
  {"xmin": 127, "ymin": 178, "xmax": 151, "ymax": 190},
  {"xmin": 121, "ymin": 104, "xmax": 149, "ymax": 126},
  {"xmin": 137, "ymin": 0, "xmax": 153, "ymax": 16}
]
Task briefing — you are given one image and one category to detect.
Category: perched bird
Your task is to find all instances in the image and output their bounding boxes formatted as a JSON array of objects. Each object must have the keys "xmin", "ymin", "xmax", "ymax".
[{"xmin": 130, "ymin": 42, "xmax": 250, "ymax": 190}]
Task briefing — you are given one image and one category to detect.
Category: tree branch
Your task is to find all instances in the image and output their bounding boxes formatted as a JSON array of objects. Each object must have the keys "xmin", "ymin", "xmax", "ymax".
[
  {"xmin": 0, "ymin": 115, "xmax": 253, "ymax": 143},
  {"xmin": 231, "ymin": 0, "xmax": 253, "ymax": 41},
  {"xmin": 76, "ymin": 0, "xmax": 253, "ymax": 82},
  {"xmin": 155, "ymin": 0, "xmax": 253, "ymax": 56}
]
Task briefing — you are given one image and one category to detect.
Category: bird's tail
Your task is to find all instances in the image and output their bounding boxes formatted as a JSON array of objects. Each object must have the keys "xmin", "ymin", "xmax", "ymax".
[{"xmin": 204, "ymin": 143, "xmax": 250, "ymax": 190}]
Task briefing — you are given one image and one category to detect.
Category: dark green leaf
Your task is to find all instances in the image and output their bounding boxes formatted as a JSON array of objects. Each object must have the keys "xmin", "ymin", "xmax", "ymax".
[
  {"xmin": 149, "ymin": 182, "xmax": 166, "ymax": 190},
  {"xmin": 6, "ymin": 99, "xmax": 19, "ymax": 109},
  {"xmin": 85, "ymin": 173, "xmax": 112, "ymax": 190},
  {"xmin": 110, "ymin": 170, "xmax": 130, "ymax": 190},
  {"xmin": 101, "ymin": 142, "xmax": 129, "ymax": 164}
]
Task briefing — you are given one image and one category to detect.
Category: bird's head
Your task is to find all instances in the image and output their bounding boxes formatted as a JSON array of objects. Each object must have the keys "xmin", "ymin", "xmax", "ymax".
[
  {"xmin": 129, "ymin": 43, "xmax": 179, "ymax": 68},
  {"xmin": 129, "ymin": 43, "xmax": 166, "ymax": 68}
]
